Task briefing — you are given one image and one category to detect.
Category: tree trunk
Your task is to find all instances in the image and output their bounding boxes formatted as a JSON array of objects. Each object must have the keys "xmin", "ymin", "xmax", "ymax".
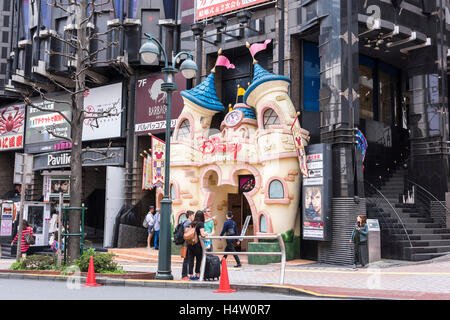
[{"xmin": 67, "ymin": 0, "xmax": 87, "ymax": 264}]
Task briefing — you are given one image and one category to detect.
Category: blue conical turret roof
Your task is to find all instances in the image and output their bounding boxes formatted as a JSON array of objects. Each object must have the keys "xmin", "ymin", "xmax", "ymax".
[
  {"xmin": 180, "ymin": 73, "xmax": 225, "ymax": 112},
  {"xmin": 243, "ymin": 64, "xmax": 291, "ymax": 104}
]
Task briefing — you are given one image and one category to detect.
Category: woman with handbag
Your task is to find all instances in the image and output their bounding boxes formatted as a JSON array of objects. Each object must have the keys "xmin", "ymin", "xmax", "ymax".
[
  {"xmin": 11, "ymin": 220, "xmax": 34, "ymax": 258},
  {"xmin": 180, "ymin": 210, "xmax": 194, "ymax": 280},
  {"xmin": 349, "ymin": 215, "xmax": 369, "ymax": 268},
  {"xmin": 184, "ymin": 210, "xmax": 208, "ymax": 281}
]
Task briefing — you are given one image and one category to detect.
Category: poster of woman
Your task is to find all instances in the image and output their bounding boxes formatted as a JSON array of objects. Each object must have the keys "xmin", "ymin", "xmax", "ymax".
[{"xmin": 304, "ymin": 186, "xmax": 322, "ymax": 221}]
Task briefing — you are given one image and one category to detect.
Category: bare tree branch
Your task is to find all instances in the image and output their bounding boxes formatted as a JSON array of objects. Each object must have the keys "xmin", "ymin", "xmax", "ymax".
[
  {"xmin": 24, "ymin": 87, "xmax": 73, "ymax": 126},
  {"xmin": 85, "ymin": 41, "xmax": 119, "ymax": 62},
  {"xmin": 45, "ymin": 49, "xmax": 77, "ymax": 61},
  {"xmin": 44, "ymin": 124, "xmax": 73, "ymax": 142}
]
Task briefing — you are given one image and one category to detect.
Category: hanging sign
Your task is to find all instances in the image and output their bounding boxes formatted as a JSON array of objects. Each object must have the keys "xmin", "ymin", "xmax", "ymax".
[
  {"xmin": 151, "ymin": 136, "xmax": 166, "ymax": 188},
  {"xmin": 291, "ymin": 116, "xmax": 308, "ymax": 178}
]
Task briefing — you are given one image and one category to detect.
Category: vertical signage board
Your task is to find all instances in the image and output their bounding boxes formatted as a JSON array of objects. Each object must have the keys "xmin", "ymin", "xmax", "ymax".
[{"xmin": 302, "ymin": 143, "xmax": 332, "ymax": 241}]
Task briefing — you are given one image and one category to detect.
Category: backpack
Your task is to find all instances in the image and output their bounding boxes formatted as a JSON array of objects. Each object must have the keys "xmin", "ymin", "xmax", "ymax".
[
  {"xmin": 143, "ymin": 213, "xmax": 154, "ymax": 228},
  {"xmin": 173, "ymin": 222, "xmax": 186, "ymax": 245},
  {"xmin": 183, "ymin": 226, "xmax": 198, "ymax": 245}
]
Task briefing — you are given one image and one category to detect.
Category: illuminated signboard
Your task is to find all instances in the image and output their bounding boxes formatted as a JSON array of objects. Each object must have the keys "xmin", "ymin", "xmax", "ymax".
[{"xmin": 196, "ymin": 0, "xmax": 271, "ymax": 21}]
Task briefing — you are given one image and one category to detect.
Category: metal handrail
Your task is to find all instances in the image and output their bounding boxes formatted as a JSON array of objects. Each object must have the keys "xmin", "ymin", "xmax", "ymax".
[
  {"xmin": 406, "ymin": 179, "xmax": 450, "ymax": 226},
  {"xmin": 365, "ymin": 181, "xmax": 413, "ymax": 248},
  {"xmin": 198, "ymin": 234, "xmax": 286, "ymax": 285}
]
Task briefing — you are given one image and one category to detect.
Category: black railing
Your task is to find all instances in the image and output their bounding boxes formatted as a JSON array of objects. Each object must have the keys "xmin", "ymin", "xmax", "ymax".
[
  {"xmin": 406, "ymin": 179, "xmax": 450, "ymax": 229},
  {"xmin": 364, "ymin": 181, "xmax": 413, "ymax": 248}
]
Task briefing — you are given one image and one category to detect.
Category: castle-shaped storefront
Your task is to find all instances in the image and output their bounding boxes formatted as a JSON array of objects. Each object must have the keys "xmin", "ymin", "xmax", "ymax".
[{"xmin": 158, "ymin": 61, "xmax": 310, "ymax": 254}]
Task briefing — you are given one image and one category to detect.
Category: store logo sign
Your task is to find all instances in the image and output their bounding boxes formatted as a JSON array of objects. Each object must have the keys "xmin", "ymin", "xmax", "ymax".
[
  {"xmin": 47, "ymin": 153, "xmax": 71, "ymax": 167},
  {"xmin": 197, "ymin": 136, "xmax": 242, "ymax": 160}
]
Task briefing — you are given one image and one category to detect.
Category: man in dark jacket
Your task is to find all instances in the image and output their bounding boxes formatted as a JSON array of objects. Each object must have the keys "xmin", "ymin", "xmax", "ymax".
[{"xmin": 220, "ymin": 211, "xmax": 242, "ymax": 268}]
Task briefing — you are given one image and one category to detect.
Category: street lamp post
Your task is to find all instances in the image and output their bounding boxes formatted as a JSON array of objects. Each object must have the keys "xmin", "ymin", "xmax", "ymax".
[{"xmin": 140, "ymin": 33, "xmax": 197, "ymax": 280}]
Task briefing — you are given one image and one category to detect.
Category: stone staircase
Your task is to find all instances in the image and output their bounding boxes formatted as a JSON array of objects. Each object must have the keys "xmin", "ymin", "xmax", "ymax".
[{"xmin": 366, "ymin": 168, "xmax": 450, "ymax": 261}]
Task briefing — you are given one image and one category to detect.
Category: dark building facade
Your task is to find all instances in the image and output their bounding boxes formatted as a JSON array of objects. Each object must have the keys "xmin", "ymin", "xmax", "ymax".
[{"xmin": 184, "ymin": 0, "xmax": 450, "ymax": 264}]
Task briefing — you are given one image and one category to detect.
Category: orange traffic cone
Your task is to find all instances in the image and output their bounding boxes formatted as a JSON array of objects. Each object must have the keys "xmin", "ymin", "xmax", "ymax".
[
  {"xmin": 213, "ymin": 257, "xmax": 236, "ymax": 293},
  {"xmin": 83, "ymin": 256, "xmax": 102, "ymax": 287}
]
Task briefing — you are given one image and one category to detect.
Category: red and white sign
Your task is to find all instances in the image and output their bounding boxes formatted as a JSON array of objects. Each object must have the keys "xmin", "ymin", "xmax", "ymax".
[
  {"xmin": 151, "ymin": 136, "xmax": 166, "ymax": 188},
  {"xmin": 197, "ymin": 136, "xmax": 242, "ymax": 160},
  {"xmin": 196, "ymin": 0, "xmax": 271, "ymax": 21},
  {"xmin": 0, "ymin": 104, "xmax": 25, "ymax": 151}
]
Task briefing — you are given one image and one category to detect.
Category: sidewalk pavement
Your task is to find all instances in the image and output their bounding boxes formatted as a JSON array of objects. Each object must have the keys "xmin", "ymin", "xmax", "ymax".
[
  {"xmin": 2, "ymin": 250, "xmax": 450, "ymax": 300},
  {"xmin": 111, "ymin": 248, "xmax": 450, "ymax": 300}
]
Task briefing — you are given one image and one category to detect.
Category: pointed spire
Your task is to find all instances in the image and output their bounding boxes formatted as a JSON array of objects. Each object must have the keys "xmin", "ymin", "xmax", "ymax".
[{"xmin": 180, "ymin": 73, "xmax": 225, "ymax": 112}]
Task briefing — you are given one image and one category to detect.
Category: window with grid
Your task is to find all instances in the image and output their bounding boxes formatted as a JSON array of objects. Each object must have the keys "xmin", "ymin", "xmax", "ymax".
[
  {"xmin": 176, "ymin": 119, "xmax": 190, "ymax": 140},
  {"xmin": 263, "ymin": 108, "xmax": 280, "ymax": 129}
]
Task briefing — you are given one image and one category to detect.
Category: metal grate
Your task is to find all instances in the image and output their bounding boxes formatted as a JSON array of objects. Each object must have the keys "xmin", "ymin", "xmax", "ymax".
[{"xmin": 318, "ymin": 198, "xmax": 366, "ymax": 265}]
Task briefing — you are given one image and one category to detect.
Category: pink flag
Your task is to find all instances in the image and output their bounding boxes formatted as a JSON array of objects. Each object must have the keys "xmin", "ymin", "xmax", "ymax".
[
  {"xmin": 249, "ymin": 39, "xmax": 272, "ymax": 57},
  {"xmin": 215, "ymin": 55, "xmax": 235, "ymax": 69}
]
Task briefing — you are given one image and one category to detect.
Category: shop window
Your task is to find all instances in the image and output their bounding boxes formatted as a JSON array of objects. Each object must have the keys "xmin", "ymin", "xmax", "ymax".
[
  {"xmin": 263, "ymin": 108, "xmax": 280, "ymax": 129},
  {"xmin": 268, "ymin": 179, "xmax": 284, "ymax": 199},
  {"xmin": 379, "ymin": 71, "xmax": 392, "ymax": 126},
  {"xmin": 259, "ymin": 214, "xmax": 267, "ymax": 233},
  {"xmin": 303, "ymin": 41, "xmax": 320, "ymax": 112},
  {"xmin": 359, "ymin": 64, "xmax": 374, "ymax": 120},
  {"xmin": 170, "ymin": 184, "xmax": 176, "ymax": 200},
  {"xmin": 176, "ymin": 119, "xmax": 191, "ymax": 140}
]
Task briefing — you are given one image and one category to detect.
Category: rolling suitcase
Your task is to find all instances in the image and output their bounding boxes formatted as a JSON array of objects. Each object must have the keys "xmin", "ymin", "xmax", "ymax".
[{"xmin": 204, "ymin": 255, "xmax": 221, "ymax": 281}]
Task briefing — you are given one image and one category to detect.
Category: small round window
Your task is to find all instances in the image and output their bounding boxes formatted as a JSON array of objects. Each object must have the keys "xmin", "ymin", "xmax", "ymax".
[{"xmin": 269, "ymin": 179, "xmax": 284, "ymax": 199}]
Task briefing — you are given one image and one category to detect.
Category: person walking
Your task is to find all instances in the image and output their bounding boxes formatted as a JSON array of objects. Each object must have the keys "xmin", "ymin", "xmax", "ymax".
[
  {"xmin": 153, "ymin": 208, "xmax": 161, "ymax": 250},
  {"xmin": 181, "ymin": 210, "xmax": 194, "ymax": 280},
  {"xmin": 11, "ymin": 220, "xmax": 34, "ymax": 258},
  {"xmin": 220, "ymin": 211, "xmax": 242, "ymax": 268},
  {"xmin": 349, "ymin": 215, "xmax": 369, "ymax": 268},
  {"xmin": 186, "ymin": 210, "xmax": 208, "ymax": 280},
  {"xmin": 144, "ymin": 206, "xmax": 155, "ymax": 249}
]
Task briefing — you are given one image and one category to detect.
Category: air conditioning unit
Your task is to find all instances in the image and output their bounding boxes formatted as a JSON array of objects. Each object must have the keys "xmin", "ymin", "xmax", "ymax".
[
  {"xmin": 106, "ymin": 19, "xmax": 121, "ymax": 63},
  {"xmin": 17, "ymin": 40, "xmax": 33, "ymax": 78},
  {"xmin": 124, "ymin": 18, "xmax": 141, "ymax": 64},
  {"xmin": 38, "ymin": 29, "xmax": 58, "ymax": 72}
]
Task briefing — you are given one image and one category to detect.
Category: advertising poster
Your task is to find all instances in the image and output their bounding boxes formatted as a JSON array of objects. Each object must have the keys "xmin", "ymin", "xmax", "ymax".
[
  {"xmin": 151, "ymin": 136, "xmax": 165, "ymax": 188},
  {"xmin": 135, "ymin": 73, "xmax": 186, "ymax": 135},
  {"xmin": 50, "ymin": 178, "xmax": 70, "ymax": 197},
  {"xmin": 196, "ymin": 0, "xmax": 271, "ymax": 20},
  {"xmin": 83, "ymin": 82, "xmax": 123, "ymax": 141},
  {"xmin": 1, "ymin": 220, "xmax": 12, "ymax": 236},
  {"xmin": 302, "ymin": 143, "xmax": 332, "ymax": 241},
  {"xmin": 0, "ymin": 104, "xmax": 25, "ymax": 151},
  {"xmin": 1, "ymin": 202, "xmax": 14, "ymax": 219},
  {"xmin": 25, "ymin": 98, "xmax": 72, "ymax": 154}
]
